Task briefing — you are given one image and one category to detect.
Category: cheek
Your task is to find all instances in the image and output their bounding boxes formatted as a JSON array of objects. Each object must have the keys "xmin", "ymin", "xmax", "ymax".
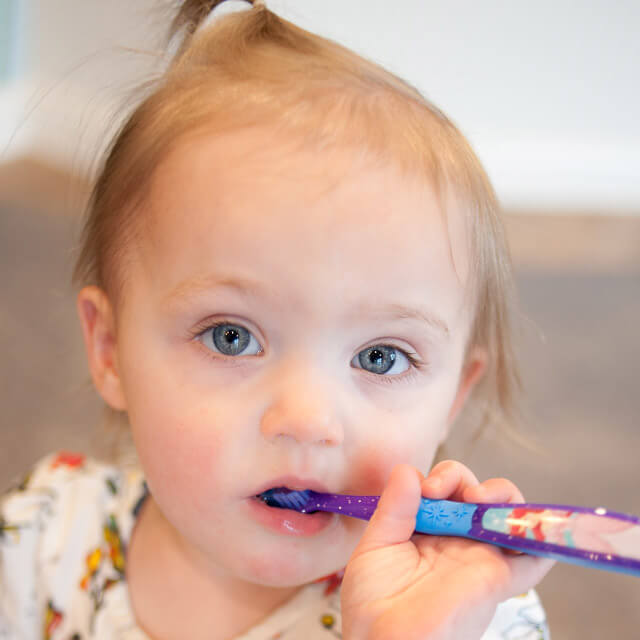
[
  {"xmin": 131, "ymin": 407, "xmax": 219, "ymax": 504},
  {"xmin": 349, "ymin": 431, "xmax": 441, "ymax": 494},
  {"xmin": 135, "ymin": 405, "xmax": 224, "ymax": 462},
  {"xmin": 124, "ymin": 368, "xmax": 247, "ymax": 516},
  {"xmin": 118, "ymin": 331, "xmax": 231, "ymax": 471},
  {"xmin": 347, "ymin": 390, "xmax": 454, "ymax": 493}
]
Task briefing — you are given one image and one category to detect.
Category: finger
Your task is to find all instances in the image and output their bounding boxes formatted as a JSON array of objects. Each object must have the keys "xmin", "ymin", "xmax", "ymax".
[
  {"xmin": 422, "ymin": 460, "xmax": 480, "ymax": 501},
  {"xmin": 464, "ymin": 477, "xmax": 525, "ymax": 505},
  {"xmin": 353, "ymin": 464, "xmax": 422, "ymax": 555},
  {"xmin": 501, "ymin": 555, "xmax": 556, "ymax": 600}
]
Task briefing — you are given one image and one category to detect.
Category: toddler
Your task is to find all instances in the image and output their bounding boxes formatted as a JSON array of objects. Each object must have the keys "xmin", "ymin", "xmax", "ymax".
[{"xmin": 0, "ymin": 1, "xmax": 554, "ymax": 638}]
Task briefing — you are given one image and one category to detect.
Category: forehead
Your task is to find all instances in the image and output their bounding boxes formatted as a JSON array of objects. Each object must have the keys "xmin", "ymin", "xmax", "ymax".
[{"xmin": 137, "ymin": 127, "xmax": 471, "ymax": 323}]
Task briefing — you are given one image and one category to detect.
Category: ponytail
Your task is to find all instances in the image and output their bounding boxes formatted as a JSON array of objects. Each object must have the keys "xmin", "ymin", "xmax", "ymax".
[{"xmin": 168, "ymin": 0, "xmax": 266, "ymax": 60}]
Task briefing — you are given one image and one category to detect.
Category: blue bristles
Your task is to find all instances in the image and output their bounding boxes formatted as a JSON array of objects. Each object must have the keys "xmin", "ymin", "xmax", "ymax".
[{"xmin": 258, "ymin": 488, "xmax": 312, "ymax": 511}]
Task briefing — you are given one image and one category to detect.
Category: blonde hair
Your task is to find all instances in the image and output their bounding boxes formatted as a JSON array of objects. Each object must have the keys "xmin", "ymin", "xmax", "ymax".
[{"xmin": 73, "ymin": 0, "xmax": 524, "ymax": 449}]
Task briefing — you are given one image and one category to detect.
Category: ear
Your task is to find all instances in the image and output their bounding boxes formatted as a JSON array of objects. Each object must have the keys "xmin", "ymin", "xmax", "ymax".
[
  {"xmin": 76, "ymin": 285, "xmax": 127, "ymax": 411},
  {"xmin": 444, "ymin": 345, "xmax": 488, "ymax": 435}
]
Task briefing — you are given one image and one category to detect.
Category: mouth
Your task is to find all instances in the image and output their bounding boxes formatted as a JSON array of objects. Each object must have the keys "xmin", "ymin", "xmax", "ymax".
[
  {"xmin": 252, "ymin": 477, "xmax": 330, "ymax": 507},
  {"xmin": 255, "ymin": 487, "xmax": 315, "ymax": 512},
  {"xmin": 246, "ymin": 479, "xmax": 333, "ymax": 536}
]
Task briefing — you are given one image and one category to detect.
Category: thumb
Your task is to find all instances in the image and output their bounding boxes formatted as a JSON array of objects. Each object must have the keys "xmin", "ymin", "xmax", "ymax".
[{"xmin": 354, "ymin": 464, "xmax": 422, "ymax": 554}]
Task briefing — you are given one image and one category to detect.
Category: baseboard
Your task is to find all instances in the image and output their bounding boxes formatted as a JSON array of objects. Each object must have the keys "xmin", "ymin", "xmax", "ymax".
[
  {"xmin": 471, "ymin": 131, "xmax": 640, "ymax": 215},
  {"xmin": 504, "ymin": 213, "xmax": 640, "ymax": 272}
]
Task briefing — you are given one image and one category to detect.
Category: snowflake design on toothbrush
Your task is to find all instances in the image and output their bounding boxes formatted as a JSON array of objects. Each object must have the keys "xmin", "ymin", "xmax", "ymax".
[
  {"xmin": 450, "ymin": 504, "xmax": 469, "ymax": 520},
  {"xmin": 422, "ymin": 502, "xmax": 454, "ymax": 528}
]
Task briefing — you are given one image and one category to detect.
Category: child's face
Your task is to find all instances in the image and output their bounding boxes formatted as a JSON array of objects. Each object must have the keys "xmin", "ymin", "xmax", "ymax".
[{"xmin": 94, "ymin": 128, "xmax": 485, "ymax": 587}]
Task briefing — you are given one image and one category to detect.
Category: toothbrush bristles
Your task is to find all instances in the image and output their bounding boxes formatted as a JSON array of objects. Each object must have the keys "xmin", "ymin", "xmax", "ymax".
[{"xmin": 259, "ymin": 488, "xmax": 311, "ymax": 511}]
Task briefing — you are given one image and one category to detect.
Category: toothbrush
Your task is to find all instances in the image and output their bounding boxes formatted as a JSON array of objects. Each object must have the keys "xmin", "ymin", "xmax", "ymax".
[{"xmin": 258, "ymin": 489, "xmax": 640, "ymax": 577}]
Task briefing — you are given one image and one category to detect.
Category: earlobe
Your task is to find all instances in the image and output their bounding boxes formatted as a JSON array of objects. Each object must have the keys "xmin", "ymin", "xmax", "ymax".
[
  {"xmin": 444, "ymin": 345, "xmax": 488, "ymax": 434},
  {"xmin": 76, "ymin": 285, "xmax": 127, "ymax": 411}
]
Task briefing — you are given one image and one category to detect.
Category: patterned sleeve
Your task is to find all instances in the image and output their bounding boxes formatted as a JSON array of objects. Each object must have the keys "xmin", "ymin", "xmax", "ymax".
[
  {"xmin": 481, "ymin": 590, "xmax": 550, "ymax": 640},
  {"xmin": 0, "ymin": 457, "xmax": 59, "ymax": 640},
  {"xmin": 0, "ymin": 452, "xmax": 141, "ymax": 640}
]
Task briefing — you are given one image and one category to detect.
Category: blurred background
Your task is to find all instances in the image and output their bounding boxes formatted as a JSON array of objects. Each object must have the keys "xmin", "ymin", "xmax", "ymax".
[{"xmin": 1, "ymin": 1, "xmax": 639, "ymax": 637}]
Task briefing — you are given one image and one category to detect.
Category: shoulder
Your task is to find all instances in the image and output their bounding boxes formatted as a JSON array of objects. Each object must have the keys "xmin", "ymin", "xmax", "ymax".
[
  {"xmin": 482, "ymin": 589, "xmax": 550, "ymax": 640},
  {"xmin": 0, "ymin": 452, "xmax": 146, "ymax": 639},
  {"xmin": 1, "ymin": 452, "xmax": 105, "ymax": 552},
  {"xmin": 1, "ymin": 451, "xmax": 140, "ymax": 526},
  {"xmin": 2, "ymin": 450, "xmax": 145, "ymax": 510}
]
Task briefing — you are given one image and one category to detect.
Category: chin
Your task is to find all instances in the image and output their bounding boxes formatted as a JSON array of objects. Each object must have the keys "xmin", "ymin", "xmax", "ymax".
[{"xmin": 232, "ymin": 544, "xmax": 344, "ymax": 588}]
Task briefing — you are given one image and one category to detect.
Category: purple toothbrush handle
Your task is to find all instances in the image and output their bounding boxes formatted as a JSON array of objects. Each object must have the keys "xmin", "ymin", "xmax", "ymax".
[
  {"xmin": 303, "ymin": 492, "xmax": 380, "ymax": 518},
  {"xmin": 305, "ymin": 492, "xmax": 640, "ymax": 577}
]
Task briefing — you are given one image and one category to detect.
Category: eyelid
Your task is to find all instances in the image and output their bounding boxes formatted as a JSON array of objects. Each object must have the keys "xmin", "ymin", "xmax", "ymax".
[
  {"xmin": 189, "ymin": 316, "xmax": 261, "ymax": 341},
  {"xmin": 357, "ymin": 339, "xmax": 422, "ymax": 361}
]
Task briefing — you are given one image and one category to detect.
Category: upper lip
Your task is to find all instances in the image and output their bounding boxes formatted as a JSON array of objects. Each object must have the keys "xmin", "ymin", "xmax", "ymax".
[{"xmin": 252, "ymin": 475, "xmax": 332, "ymax": 497}]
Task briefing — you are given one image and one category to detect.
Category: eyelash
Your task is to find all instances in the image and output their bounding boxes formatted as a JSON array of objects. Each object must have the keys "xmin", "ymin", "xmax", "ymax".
[
  {"xmin": 188, "ymin": 319, "xmax": 250, "ymax": 342},
  {"xmin": 364, "ymin": 350, "xmax": 426, "ymax": 386},
  {"xmin": 188, "ymin": 319, "xmax": 427, "ymax": 379}
]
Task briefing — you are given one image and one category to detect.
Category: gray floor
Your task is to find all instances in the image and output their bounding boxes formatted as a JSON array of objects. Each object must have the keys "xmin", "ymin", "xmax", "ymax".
[{"xmin": 1, "ymin": 199, "xmax": 639, "ymax": 638}]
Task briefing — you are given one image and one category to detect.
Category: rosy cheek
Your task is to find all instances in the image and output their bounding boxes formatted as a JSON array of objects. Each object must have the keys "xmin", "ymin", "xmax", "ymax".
[
  {"xmin": 349, "ymin": 451, "xmax": 390, "ymax": 493},
  {"xmin": 131, "ymin": 401, "xmax": 230, "ymax": 508},
  {"xmin": 349, "ymin": 441, "xmax": 430, "ymax": 494}
]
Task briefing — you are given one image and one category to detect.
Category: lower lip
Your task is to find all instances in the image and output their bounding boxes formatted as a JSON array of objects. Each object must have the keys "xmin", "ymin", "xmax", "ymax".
[{"xmin": 246, "ymin": 497, "xmax": 335, "ymax": 536}]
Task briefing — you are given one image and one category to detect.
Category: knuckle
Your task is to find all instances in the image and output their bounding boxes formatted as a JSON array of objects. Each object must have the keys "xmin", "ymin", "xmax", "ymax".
[
  {"xmin": 435, "ymin": 459, "xmax": 462, "ymax": 474},
  {"xmin": 491, "ymin": 477, "xmax": 515, "ymax": 488},
  {"xmin": 491, "ymin": 477, "xmax": 523, "ymax": 499}
]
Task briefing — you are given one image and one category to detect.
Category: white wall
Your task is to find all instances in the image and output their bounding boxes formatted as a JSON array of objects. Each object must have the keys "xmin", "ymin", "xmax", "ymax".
[{"xmin": 1, "ymin": 0, "xmax": 639, "ymax": 212}]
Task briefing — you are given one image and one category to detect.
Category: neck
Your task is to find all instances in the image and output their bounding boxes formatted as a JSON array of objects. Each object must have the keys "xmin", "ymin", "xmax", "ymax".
[{"xmin": 126, "ymin": 495, "xmax": 300, "ymax": 640}]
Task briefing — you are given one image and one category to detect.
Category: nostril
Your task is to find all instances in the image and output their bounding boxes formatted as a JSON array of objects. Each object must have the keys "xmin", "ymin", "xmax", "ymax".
[{"xmin": 259, "ymin": 394, "xmax": 343, "ymax": 446}]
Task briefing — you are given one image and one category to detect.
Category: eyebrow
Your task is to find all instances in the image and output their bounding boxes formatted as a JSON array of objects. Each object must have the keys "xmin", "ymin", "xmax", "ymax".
[
  {"xmin": 162, "ymin": 275, "xmax": 450, "ymax": 338},
  {"xmin": 161, "ymin": 275, "xmax": 272, "ymax": 312},
  {"xmin": 353, "ymin": 303, "xmax": 450, "ymax": 339}
]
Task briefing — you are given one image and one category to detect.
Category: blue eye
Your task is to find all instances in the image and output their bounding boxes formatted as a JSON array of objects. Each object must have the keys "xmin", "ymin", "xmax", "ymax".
[
  {"xmin": 352, "ymin": 345, "xmax": 410, "ymax": 375},
  {"xmin": 198, "ymin": 323, "xmax": 262, "ymax": 356}
]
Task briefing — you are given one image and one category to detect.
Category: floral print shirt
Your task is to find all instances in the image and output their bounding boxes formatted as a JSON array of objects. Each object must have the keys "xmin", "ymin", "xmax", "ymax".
[{"xmin": 0, "ymin": 452, "xmax": 550, "ymax": 639}]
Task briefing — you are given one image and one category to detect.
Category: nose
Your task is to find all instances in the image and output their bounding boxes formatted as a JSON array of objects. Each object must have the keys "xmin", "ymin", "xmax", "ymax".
[{"xmin": 259, "ymin": 364, "xmax": 344, "ymax": 446}]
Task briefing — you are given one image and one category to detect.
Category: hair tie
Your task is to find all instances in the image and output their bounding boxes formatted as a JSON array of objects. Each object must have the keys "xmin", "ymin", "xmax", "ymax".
[{"xmin": 199, "ymin": 0, "xmax": 266, "ymax": 31}]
